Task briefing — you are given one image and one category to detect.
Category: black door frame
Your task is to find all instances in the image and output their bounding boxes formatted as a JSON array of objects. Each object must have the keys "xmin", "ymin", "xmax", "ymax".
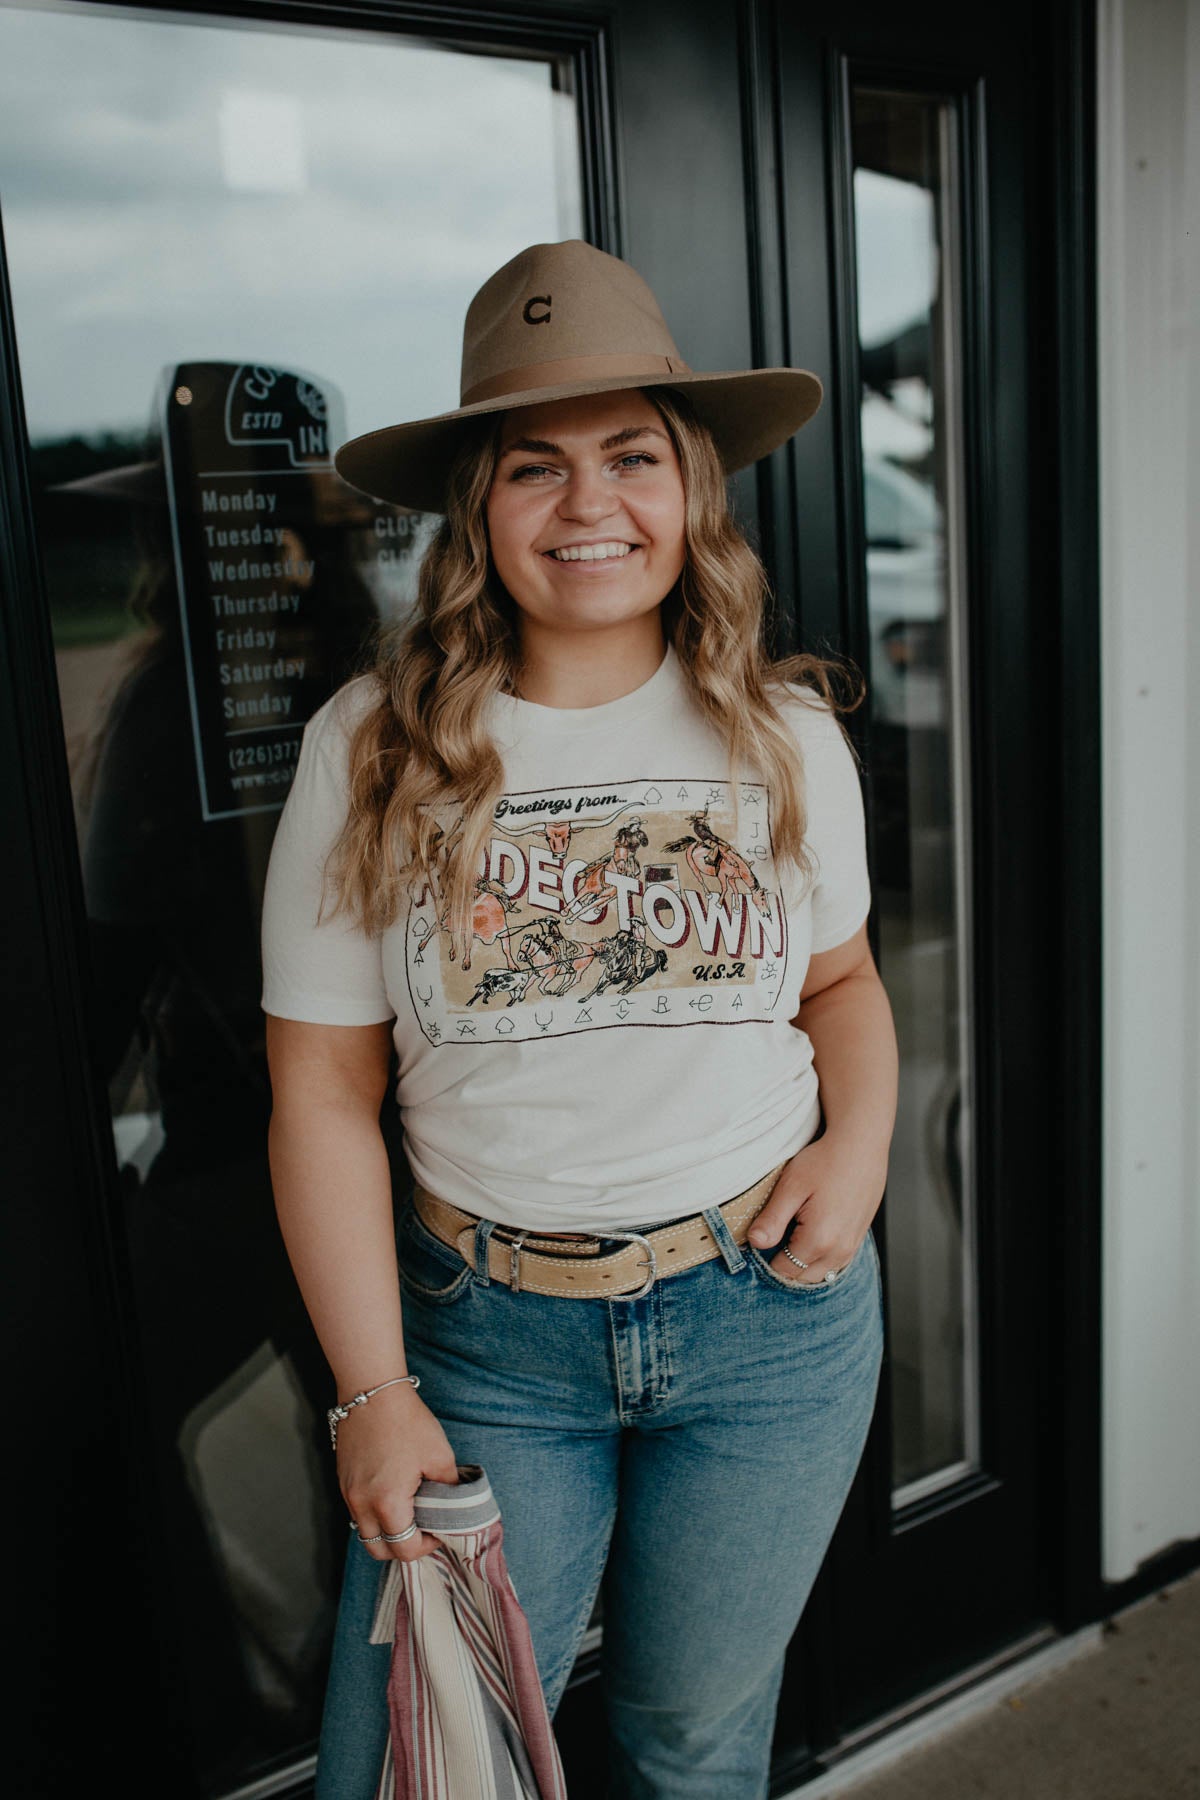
[
  {"xmin": 0, "ymin": 7, "xmax": 622, "ymax": 1791},
  {"xmin": 731, "ymin": 0, "xmax": 1109, "ymax": 1780}
]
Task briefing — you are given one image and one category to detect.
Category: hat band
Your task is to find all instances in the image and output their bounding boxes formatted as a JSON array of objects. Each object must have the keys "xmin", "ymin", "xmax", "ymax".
[{"xmin": 460, "ymin": 351, "xmax": 693, "ymax": 407}]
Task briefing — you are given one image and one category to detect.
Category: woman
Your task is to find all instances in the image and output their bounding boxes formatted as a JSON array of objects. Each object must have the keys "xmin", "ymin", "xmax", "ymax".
[{"xmin": 261, "ymin": 239, "xmax": 899, "ymax": 1799}]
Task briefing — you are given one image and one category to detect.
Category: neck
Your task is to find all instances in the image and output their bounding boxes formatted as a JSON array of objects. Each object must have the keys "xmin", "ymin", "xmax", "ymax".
[{"xmin": 512, "ymin": 614, "xmax": 667, "ymax": 709}]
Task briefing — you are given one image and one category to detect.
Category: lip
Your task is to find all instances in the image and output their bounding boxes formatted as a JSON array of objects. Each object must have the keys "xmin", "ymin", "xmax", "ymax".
[
  {"xmin": 540, "ymin": 544, "xmax": 643, "ymax": 570},
  {"xmin": 542, "ymin": 555, "xmax": 640, "ymax": 574}
]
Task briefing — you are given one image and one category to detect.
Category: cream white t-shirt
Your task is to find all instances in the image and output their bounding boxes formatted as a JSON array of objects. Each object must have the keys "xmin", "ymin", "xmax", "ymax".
[{"xmin": 260, "ymin": 641, "xmax": 871, "ymax": 1230}]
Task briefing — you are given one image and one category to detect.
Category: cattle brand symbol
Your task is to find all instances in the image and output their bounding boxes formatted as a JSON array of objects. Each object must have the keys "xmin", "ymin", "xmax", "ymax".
[
  {"xmin": 522, "ymin": 294, "xmax": 552, "ymax": 325},
  {"xmin": 404, "ymin": 774, "xmax": 790, "ymax": 1048}
]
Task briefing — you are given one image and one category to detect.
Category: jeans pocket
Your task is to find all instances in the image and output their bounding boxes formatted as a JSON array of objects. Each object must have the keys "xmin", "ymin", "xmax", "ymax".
[
  {"xmin": 396, "ymin": 1199, "xmax": 476, "ymax": 1304},
  {"xmin": 746, "ymin": 1228, "xmax": 871, "ymax": 1297}
]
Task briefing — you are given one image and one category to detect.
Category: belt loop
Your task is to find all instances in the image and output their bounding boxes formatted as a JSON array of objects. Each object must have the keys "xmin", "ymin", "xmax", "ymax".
[
  {"xmin": 702, "ymin": 1205, "xmax": 747, "ymax": 1273},
  {"xmin": 472, "ymin": 1217, "xmax": 499, "ymax": 1285}
]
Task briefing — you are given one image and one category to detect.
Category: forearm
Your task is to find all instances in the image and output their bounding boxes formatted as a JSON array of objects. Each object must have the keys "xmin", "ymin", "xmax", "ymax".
[
  {"xmin": 799, "ymin": 965, "xmax": 899, "ymax": 1167},
  {"xmin": 268, "ymin": 1097, "xmax": 408, "ymax": 1395}
]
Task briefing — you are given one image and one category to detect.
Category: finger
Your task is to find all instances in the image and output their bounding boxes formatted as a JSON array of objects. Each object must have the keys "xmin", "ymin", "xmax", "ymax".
[
  {"xmin": 747, "ymin": 1188, "xmax": 807, "ymax": 1249},
  {"xmin": 386, "ymin": 1462, "xmax": 461, "ymax": 1558},
  {"xmin": 769, "ymin": 1229, "xmax": 852, "ymax": 1284},
  {"xmin": 768, "ymin": 1245, "xmax": 824, "ymax": 1284},
  {"xmin": 377, "ymin": 1512, "xmax": 439, "ymax": 1562},
  {"xmin": 351, "ymin": 1516, "xmax": 393, "ymax": 1563},
  {"xmin": 767, "ymin": 1224, "xmax": 821, "ymax": 1283}
]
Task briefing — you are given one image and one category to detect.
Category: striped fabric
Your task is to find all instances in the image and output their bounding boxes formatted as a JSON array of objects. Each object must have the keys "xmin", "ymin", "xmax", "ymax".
[{"xmin": 368, "ymin": 1466, "xmax": 568, "ymax": 1800}]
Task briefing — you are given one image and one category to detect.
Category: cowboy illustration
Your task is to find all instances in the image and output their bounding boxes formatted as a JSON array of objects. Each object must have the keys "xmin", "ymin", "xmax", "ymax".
[
  {"xmin": 664, "ymin": 808, "xmax": 774, "ymax": 917},
  {"xmin": 561, "ymin": 816, "xmax": 650, "ymax": 923},
  {"xmin": 514, "ymin": 917, "xmax": 599, "ymax": 998},
  {"xmin": 578, "ymin": 916, "xmax": 668, "ymax": 1002}
]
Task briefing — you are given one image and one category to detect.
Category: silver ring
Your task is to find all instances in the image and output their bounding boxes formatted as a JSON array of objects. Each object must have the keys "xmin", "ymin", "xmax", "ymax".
[
  {"xmin": 357, "ymin": 1531, "xmax": 385, "ymax": 1544},
  {"xmin": 381, "ymin": 1522, "xmax": 420, "ymax": 1544},
  {"xmin": 781, "ymin": 1244, "xmax": 810, "ymax": 1272}
]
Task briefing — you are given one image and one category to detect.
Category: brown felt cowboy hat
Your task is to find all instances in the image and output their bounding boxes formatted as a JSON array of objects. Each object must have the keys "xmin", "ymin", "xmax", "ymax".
[{"xmin": 334, "ymin": 239, "xmax": 823, "ymax": 514}]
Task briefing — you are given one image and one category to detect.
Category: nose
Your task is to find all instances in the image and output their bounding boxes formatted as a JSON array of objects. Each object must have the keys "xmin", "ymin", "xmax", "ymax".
[{"xmin": 557, "ymin": 462, "xmax": 620, "ymax": 526}]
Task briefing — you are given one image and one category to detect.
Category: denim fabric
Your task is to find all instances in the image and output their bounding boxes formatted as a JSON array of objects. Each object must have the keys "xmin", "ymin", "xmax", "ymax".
[{"xmin": 316, "ymin": 1183, "xmax": 884, "ymax": 1800}]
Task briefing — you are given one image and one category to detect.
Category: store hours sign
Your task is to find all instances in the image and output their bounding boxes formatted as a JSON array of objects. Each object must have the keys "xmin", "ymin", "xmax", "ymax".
[{"xmin": 162, "ymin": 361, "xmax": 351, "ymax": 820}]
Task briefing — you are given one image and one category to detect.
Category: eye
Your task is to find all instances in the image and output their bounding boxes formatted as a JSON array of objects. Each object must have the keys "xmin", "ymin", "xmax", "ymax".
[
  {"xmin": 616, "ymin": 452, "xmax": 657, "ymax": 470},
  {"xmin": 510, "ymin": 462, "xmax": 555, "ymax": 482}
]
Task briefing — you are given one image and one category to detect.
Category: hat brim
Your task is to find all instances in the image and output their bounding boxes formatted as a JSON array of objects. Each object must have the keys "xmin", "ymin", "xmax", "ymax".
[
  {"xmin": 333, "ymin": 367, "xmax": 823, "ymax": 514},
  {"xmin": 48, "ymin": 460, "xmax": 168, "ymax": 507}
]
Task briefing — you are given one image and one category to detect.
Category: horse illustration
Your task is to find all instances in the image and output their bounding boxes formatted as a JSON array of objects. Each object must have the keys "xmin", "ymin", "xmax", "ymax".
[
  {"xmin": 663, "ymin": 809, "xmax": 773, "ymax": 917},
  {"xmin": 578, "ymin": 917, "xmax": 668, "ymax": 1001},
  {"xmin": 514, "ymin": 917, "xmax": 600, "ymax": 997}
]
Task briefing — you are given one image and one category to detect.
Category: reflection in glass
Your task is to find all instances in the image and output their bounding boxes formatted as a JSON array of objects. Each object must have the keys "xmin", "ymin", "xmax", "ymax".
[
  {"xmin": 851, "ymin": 90, "xmax": 978, "ymax": 1501},
  {"xmin": 0, "ymin": 4, "xmax": 583, "ymax": 1790}
]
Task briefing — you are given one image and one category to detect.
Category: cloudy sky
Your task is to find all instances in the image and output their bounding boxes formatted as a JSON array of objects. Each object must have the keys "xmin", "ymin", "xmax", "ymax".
[
  {"xmin": 854, "ymin": 166, "xmax": 938, "ymax": 351},
  {"xmin": 0, "ymin": 2, "xmax": 583, "ymax": 444},
  {"xmin": 0, "ymin": 2, "xmax": 935, "ymax": 451}
]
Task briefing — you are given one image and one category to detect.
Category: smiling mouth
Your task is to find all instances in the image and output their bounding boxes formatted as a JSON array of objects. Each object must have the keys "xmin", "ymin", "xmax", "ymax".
[{"xmin": 543, "ymin": 542, "xmax": 639, "ymax": 563}]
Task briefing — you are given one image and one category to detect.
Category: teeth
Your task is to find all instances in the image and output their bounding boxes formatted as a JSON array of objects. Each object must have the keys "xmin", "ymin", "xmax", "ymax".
[{"xmin": 549, "ymin": 542, "xmax": 633, "ymax": 562}]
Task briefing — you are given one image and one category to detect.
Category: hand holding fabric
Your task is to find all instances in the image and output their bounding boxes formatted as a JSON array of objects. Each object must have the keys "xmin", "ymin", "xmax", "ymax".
[{"xmin": 339, "ymin": 1380, "xmax": 460, "ymax": 1562}]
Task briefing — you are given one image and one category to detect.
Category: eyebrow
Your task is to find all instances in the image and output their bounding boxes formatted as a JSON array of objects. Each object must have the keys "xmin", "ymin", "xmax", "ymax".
[{"xmin": 498, "ymin": 425, "xmax": 670, "ymax": 458}]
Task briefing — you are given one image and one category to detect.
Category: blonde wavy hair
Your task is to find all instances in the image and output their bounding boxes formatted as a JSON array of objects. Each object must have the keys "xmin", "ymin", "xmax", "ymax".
[{"xmin": 326, "ymin": 386, "xmax": 863, "ymax": 939}]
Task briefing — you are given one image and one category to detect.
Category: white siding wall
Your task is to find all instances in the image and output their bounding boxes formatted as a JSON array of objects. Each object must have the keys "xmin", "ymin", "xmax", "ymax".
[{"xmin": 1096, "ymin": 0, "xmax": 1200, "ymax": 1581}]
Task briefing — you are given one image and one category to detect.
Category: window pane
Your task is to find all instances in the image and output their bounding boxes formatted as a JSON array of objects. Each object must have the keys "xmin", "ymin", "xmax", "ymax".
[
  {"xmin": 0, "ymin": 3, "xmax": 584, "ymax": 1789},
  {"xmin": 850, "ymin": 88, "xmax": 980, "ymax": 1502}
]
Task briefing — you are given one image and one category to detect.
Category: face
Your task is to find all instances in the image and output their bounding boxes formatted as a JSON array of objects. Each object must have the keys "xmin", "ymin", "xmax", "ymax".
[{"xmin": 485, "ymin": 389, "xmax": 687, "ymax": 638}]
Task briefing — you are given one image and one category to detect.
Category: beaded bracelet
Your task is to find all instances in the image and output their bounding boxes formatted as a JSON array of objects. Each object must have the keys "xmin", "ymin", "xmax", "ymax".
[{"xmin": 327, "ymin": 1374, "xmax": 421, "ymax": 1451}]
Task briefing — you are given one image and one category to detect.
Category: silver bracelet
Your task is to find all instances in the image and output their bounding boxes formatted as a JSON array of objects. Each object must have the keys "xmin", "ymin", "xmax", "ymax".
[{"xmin": 327, "ymin": 1374, "xmax": 421, "ymax": 1452}]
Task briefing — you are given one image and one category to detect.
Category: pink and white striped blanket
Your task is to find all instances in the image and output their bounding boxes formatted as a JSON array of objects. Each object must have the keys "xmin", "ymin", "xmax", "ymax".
[{"xmin": 368, "ymin": 1465, "xmax": 568, "ymax": 1800}]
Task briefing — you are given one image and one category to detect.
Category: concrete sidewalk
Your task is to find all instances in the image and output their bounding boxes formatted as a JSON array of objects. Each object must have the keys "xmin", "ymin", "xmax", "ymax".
[{"xmin": 793, "ymin": 1569, "xmax": 1200, "ymax": 1799}]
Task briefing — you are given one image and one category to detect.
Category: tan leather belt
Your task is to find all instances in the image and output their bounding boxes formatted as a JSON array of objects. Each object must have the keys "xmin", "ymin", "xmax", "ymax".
[{"xmin": 410, "ymin": 1163, "xmax": 788, "ymax": 1300}]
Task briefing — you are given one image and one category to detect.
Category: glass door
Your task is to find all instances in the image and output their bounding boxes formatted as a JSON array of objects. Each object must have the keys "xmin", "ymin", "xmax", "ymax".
[
  {"xmin": 767, "ymin": 0, "xmax": 1072, "ymax": 1778},
  {"xmin": 0, "ymin": 0, "xmax": 1089, "ymax": 1789},
  {"xmin": 0, "ymin": 4, "xmax": 586, "ymax": 1790},
  {"xmin": 851, "ymin": 87, "xmax": 980, "ymax": 1503}
]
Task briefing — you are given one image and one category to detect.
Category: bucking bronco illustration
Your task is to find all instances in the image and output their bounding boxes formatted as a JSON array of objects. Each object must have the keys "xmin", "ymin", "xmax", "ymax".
[{"xmin": 664, "ymin": 809, "xmax": 773, "ymax": 917}]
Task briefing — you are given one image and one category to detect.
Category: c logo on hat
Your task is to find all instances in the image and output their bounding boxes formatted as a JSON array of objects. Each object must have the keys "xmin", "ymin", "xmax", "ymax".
[{"xmin": 522, "ymin": 294, "xmax": 552, "ymax": 325}]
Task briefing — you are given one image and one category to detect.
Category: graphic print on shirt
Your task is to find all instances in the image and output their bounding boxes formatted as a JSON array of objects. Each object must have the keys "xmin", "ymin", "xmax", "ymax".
[{"xmin": 405, "ymin": 777, "xmax": 790, "ymax": 1046}]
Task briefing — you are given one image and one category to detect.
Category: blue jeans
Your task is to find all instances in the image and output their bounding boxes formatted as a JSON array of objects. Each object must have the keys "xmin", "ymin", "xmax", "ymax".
[{"xmin": 316, "ymin": 1178, "xmax": 884, "ymax": 1800}]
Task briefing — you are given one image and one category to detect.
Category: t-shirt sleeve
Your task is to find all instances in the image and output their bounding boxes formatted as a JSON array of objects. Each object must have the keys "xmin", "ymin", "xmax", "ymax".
[
  {"xmin": 797, "ymin": 700, "xmax": 873, "ymax": 955},
  {"xmin": 260, "ymin": 694, "xmax": 395, "ymax": 1026}
]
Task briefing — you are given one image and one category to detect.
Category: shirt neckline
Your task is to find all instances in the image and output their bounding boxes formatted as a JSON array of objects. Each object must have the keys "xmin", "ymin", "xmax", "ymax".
[{"xmin": 490, "ymin": 640, "xmax": 685, "ymax": 738}]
